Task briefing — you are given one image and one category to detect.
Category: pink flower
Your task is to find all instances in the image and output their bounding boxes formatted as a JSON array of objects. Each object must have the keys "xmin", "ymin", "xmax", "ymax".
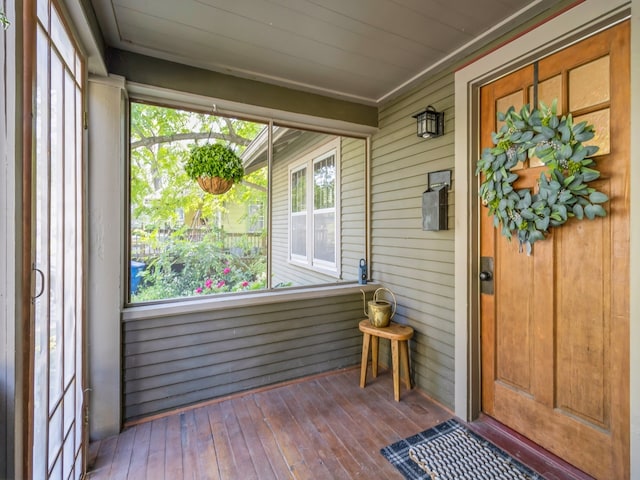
[
  {"xmin": 241, "ymin": 281, "xmax": 249, "ymax": 287},
  {"xmin": 217, "ymin": 280, "xmax": 226, "ymax": 288},
  {"xmin": 223, "ymin": 267, "xmax": 231, "ymax": 275},
  {"xmin": 195, "ymin": 287, "xmax": 203, "ymax": 294},
  {"xmin": 205, "ymin": 278, "xmax": 213, "ymax": 289}
]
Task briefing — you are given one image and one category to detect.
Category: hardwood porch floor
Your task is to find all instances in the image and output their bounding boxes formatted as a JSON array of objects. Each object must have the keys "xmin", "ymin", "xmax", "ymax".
[{"xmin": 86, "ymin": 367, "xmax": 591, "ymax": 479}]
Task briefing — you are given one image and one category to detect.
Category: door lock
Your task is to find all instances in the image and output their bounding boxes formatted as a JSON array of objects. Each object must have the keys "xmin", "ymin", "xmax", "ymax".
[
  {"xmin": 479, "ymin": 271, "xmax": 492, "ymax": 281},
  {"xmin": 479, "ymin": 257, "xmax": 494, "ymax": 295}
]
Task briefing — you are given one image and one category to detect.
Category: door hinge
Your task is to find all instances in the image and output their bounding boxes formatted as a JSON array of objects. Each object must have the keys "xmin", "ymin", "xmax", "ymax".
[{"xmin": 83, "ymin": 111, "xmax": 88, "ymax": 130}]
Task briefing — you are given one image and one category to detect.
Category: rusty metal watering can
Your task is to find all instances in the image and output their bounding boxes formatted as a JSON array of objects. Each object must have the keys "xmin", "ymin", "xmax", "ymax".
[{"xmin": 361, "ymin": 287, "xmax": 396, "ymax": 327}]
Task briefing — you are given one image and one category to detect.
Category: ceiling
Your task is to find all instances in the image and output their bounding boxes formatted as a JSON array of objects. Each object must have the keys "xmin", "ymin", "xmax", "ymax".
[{"xmin": 89, "ymin": 0, "xmax": 562, "ymax": 105}]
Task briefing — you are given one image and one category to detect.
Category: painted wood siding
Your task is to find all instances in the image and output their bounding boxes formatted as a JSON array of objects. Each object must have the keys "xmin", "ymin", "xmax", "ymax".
[
  {"xmin": 271, "ymin": 133, "xmax": 366, "ymax": 286},
  {"xmin": 341, "ymin": 137, "xmax": 367, "ymax": 280},
  {"xmin": 123, "ymin": 294, "xmax": 364, "ymax": 422},
  {"xmin": 371, "ymin": 71, "xmax": 455, "ymax": 408},
  {"xmin": 271, "ymin": 131, "xmax": 335, "ymax": 286}
]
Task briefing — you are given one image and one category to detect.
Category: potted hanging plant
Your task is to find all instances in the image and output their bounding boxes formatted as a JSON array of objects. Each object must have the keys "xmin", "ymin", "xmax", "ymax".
[{"xmin": 184, "ymin": 143, "xmax": 244, "ymax": 194}]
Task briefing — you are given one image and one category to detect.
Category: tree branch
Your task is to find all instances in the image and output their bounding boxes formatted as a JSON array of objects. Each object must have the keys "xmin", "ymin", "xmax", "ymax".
[
  {"xmin": 131, "ymin": 131, "xmax": 251, "ymax": 150},
  {"xmin": 223, "ymin": 117, "xmax": 236, "ymax": 137}
]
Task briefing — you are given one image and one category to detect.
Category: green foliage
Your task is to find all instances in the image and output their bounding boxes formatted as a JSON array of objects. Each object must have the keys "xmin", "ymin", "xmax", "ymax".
[
  {"xmin": 130, "ymin": 103, "xmax": 264, "ymax": 230},
  {"xmin": 129, "ymin": 103, "xmax": 268, "ymax": 302},
  {"xmin": 0, "ymin": 11, "xmax": 9, "ymax": 30},
  {"xmin": 476, "ymin": 100, "xmax": 607, "ymax": 254},
  {"xmin": 184, "ymin": 143, "xmax": 244, "ymax": 183},
  {"xmin": 132, "ymin": 228, "xmax": 267, "ymax": 302}
]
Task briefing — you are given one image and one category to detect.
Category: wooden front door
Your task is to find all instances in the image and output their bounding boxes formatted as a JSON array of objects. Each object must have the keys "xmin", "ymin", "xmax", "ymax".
[{"xmin": 479, "ymin": 22, "xmax": 629, "ymax": 479}]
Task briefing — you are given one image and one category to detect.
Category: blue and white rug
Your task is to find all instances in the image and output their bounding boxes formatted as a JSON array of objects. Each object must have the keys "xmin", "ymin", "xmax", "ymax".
[{"xmin": 380, "ymin": 419, "xmax": 546, "ymax": 480}]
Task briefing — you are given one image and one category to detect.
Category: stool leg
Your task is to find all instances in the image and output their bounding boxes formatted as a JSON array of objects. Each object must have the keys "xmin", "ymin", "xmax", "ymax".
[
  {"xmin": 400, "ymin": 340, "xmax": 411, "ymax": 390},
  {"xmin": 360, "ymin": 333, "xmax": 371, "ymax": 388},
  {"xmin": 391, "ymin": 339, "xmax": 400, "ymax": 401},
  {"xmin": 371, "ymin": 336, "xmax": 379, "ymax": 378}
]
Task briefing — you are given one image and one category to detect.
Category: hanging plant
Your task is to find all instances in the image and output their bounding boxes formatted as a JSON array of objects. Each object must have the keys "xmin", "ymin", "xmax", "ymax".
[
  {"xmin": 184, "ymin": 143, "xmax": 244, "ymax": 195},
  {"xmin": 475, "ymin": 100, "xmax": 608, "ymax": 254}
]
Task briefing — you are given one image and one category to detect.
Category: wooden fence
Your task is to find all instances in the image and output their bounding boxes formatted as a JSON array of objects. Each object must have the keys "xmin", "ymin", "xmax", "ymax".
[{"xmin": 131, "ymin": 229, "xmax": 265, "ymax": 261}]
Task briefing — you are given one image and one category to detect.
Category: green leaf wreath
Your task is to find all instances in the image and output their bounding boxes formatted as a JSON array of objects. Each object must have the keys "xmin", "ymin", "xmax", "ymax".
[{"xmin": 476, "ymin": 100, "xmax": 608, "ymax": 254}]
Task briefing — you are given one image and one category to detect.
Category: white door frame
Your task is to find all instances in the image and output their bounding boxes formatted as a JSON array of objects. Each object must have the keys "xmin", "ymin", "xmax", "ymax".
[{"xmin": 453, "ymin": 0, "xmax": 638, "ymax": 477}]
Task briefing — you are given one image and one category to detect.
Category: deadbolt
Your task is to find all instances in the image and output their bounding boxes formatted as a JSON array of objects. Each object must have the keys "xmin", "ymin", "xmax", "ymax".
[
  {"xmin": 479, "ymin": 257, "xmax": 494, "ymax": 295},
  {"xmin": 479, "ymin": 271, "xmax": 492, "ymax": 281}
]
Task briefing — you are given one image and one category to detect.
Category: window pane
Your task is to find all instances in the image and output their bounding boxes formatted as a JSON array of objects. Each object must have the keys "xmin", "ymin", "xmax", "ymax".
[
  {"xmin": 51, "ymin": 8, "xmax": 75, "ymax": 73},
  {"xmin": 49, "ymin": 53, "xmax": 64, "ymax": 409},
  {"xmin": 271, "ymin": 126, "xmax": 365, "ymax": 286},
  {"xmin": 314, "ymin": 155, "xmax": 335, "ymax": 210},
  {"xmin": 129, "ymin": 103, "xmax": 267, "ymax": 302},
  {"xmin": 33, "ymin": 25, "xmax": 50, "ymax": 480},
  {"xmin": 291, "ymin": 214, "xmax": 306, "ymax": 257},
  {"xmin": 314, "ymin": 211, "xmax": 335, "ymax": 264},
  {"xmin": 129, "ymin": 110, "xmax": 368, "ymax": 298},
  {"xmin": 37, "ymin": 0, "xmax": 49, "ymax": 26},
  {"xmin": 63, "ymin": 71, "xmax": 76, "ymax": 389},
  {"xmin": 291, "ymin": 168, "xmax": 306, "ymax": 212},
  {"xmin": 48, "ymin": 402, "xmax": 62, "ymax": 471}
]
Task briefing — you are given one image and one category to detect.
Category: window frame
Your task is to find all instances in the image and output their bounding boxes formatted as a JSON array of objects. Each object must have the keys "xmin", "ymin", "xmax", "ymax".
[
  {"xmin": 124, "ymin": 96, "xmax": 366, "ymax": 307},
  {"xmin": 288, "ymin": 138, "xmax": 341, "ymax": 277}
]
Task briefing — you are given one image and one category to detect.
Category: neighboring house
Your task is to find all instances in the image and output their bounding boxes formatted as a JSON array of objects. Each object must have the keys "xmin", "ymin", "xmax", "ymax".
[{"xmin": 1, "ymin": 1, "xmax": 639, "ymax": 479}]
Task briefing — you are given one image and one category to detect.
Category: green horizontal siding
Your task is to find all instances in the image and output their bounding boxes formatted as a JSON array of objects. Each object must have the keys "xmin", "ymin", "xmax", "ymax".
[
  {"xmin": 370, "ymin": 70, "xmax": 456, "ymax": 409},
  {"xmin": 122, "ymin": 294, "xmax": 364, "ymax": 422}
]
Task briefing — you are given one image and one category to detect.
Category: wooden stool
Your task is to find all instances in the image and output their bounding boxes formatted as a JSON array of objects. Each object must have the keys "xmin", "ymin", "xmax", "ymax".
[{"xmin": 359, "ymin": 319, "xmax": 414, "ymax": 401}]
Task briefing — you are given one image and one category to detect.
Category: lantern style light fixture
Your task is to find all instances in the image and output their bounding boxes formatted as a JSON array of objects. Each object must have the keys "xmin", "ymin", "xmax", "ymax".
[{"xmin": 412, "ymin": 105, "xmax": 444, "ymax": 139}]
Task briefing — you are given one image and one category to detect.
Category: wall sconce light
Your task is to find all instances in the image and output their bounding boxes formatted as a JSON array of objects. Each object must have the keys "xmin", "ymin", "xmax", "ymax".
[{"xmin": 412, "ymin": 105, "xmax": 444, "ymax": 139}]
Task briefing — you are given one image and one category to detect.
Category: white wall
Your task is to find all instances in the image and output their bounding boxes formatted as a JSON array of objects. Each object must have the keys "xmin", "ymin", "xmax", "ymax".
[{"xmin": 87, "ymin": 76, "xmax": 126, "ymax": 439}]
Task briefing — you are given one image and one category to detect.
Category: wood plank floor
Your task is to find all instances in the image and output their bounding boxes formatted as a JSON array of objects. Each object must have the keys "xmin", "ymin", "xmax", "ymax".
[{"xmin": 86, "ymin": 367, "xmax": 592, "ymax": 479}]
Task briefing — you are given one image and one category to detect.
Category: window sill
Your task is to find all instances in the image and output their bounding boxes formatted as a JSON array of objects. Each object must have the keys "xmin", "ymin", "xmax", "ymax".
[{"xmin": 122, "ymin": 282, "xmax": 381, "ymax": 322}]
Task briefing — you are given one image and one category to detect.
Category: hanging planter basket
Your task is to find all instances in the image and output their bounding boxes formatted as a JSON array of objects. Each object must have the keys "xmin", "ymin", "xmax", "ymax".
[
  {"xmin": 196, "ymin": 176, "xmax": 234, "ymax": 195},
  {"xmin": 184, "ymin": 143, "xmax": 244, "ymax": 196}
]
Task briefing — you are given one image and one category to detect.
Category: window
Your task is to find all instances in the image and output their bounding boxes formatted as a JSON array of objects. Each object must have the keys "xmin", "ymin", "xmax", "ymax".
[
  {"xmin": 289, "ymin": 142, "xmax": 339, "ymax": 274},
  {"xmin": 128, "ymin": 103, "xmax": 268, "ymax": 303},
  {"xmin": 290, "ymin": 167, "xmax": 307, "ymax": 259},
  {"xmin": 128, "ymin": 106, "xmax": 366, "ymax": 304},
  {"xmin": 33, "ymin": 2, "xmax": 85, "ymax": 478}
]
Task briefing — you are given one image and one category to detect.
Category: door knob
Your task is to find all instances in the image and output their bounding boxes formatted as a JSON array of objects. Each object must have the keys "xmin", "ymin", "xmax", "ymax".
[{"xmin": 479, "ymin": 271, "xmax": 492, "ymax": 281}]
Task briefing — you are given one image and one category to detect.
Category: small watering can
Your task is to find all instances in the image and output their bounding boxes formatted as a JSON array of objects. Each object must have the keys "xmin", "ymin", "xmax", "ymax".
[{"xmin": 361, "ymin": 288, "xmax": 396, "ymax": 327}]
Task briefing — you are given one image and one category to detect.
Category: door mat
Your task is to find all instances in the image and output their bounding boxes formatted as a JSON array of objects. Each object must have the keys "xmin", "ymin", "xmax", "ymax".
[{"xmin": 380, "ymin": 419, "xmax": 546, "ymax": 480}]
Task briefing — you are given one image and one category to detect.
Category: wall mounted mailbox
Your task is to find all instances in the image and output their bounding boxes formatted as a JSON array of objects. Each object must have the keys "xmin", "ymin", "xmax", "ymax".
[{"xmin": 422, "ymin": 170, "xmax": 451, "ymax": 231}]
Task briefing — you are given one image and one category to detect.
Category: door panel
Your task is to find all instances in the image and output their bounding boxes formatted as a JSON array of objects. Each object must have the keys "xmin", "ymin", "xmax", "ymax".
[
  {"xmin": 480, "ymin": 22, "xmax": 629, "ymax": 480},
  {"xmin": 32, "ymin": 1, "xmax": 85, "ymax": 478}
]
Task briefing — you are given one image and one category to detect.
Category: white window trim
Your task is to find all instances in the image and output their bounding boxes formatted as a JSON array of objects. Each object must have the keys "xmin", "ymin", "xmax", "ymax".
[{"xmin": 288, "ymin": 138, "xmax": 341, "ymax": 277}]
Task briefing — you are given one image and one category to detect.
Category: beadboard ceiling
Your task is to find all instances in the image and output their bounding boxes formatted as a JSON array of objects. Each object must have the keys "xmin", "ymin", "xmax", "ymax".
[{"xmin": 89, "ymin": 0, "xmax": 562, "ymax": 105}]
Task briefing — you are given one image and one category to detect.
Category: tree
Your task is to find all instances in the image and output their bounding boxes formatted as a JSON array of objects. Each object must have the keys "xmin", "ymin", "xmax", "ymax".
[{"xmin": 129, "ymin": 103, "xmax": 268, "ymax": 301}]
